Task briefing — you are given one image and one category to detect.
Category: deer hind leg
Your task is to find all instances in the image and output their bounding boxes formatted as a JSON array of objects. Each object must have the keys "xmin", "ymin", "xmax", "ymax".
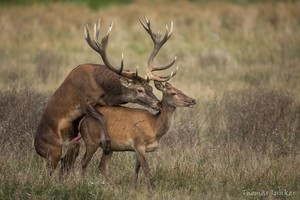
[
  {"xmin": 135, "ymin": 146, "xmax": 152, "ymax": 192},
  {"xmin": 81, "ymin": 142, "xmax": 99, "ymax": 174},
  {"xmin": 99, "ymin": 151, "xmax": 113, "ymax": 182},
  {"xmin": 134, "ymin": 156, "xmax": 141, "ymax": 187},
  {"xmin": 35, "ymin": 128, "xmax": 63, "ymax": 177},
  {"xmin": 60, "ymin": 116, "xmax": 83, "ymax": 178},
  {"xmin": 60, "ymin": 142, "xmax": 80, "ymax": 179},
  {"xmin": 84, "ymin": 105, "xmax": 111, "ymax": 155},
  {"xmin": 45, "ymin": 145, "xmax": 62, "ymax": 177}
]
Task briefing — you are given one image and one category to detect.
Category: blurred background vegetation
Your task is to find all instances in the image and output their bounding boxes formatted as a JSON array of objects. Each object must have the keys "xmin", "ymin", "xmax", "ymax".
[
  {"xmin": 0, "ymin": 0, "xmax": 300, "ymax": 199},
  {"xmin": 0, "ymin": 0, "xmax": 133, "ymax": 9},
  {"xmin": 0, "ymin": 0, "xmax": 298, "ymax": 9}
]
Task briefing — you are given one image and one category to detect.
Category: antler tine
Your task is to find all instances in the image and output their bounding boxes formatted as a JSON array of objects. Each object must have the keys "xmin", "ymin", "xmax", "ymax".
[
  {"xmin": 146, "ymin": 65, "xmax": 178, "ymax": 82},
  {"xmin": 84, "ymin": 24, "xmax": 100, "ymax": 53},
  {"xmin": 139, "ymin": 17, "xmax": 150, "ymax": 33},
  {"xmin": 150, "ymin": 56, "xmax": 177, "ymax": 72},
  {"xmin": 135, "ymin": 66, "xmax": 139, "ymax": 78},
  {"xmin": 93, "ymin": 18, "xmax": 100, "ymax": 41},
  {"xmin": 98, "ymin": 22, "xmax": 113, "ymax": 52},
  {"xmin": 166, "ymin": 21, "xmax": 173, "ymax": 39},
  {"xmin": 120, "ymin": 53, "xmax": 124, "ymax": 73}
]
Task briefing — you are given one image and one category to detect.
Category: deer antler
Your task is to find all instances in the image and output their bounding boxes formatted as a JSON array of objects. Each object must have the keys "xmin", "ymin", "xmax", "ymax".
[
  {"xmin": 139, "ymin": 17, "xmax": 178, "ymax": 82},
  {"xmin": 84, "ymin": 18, "xmax": 138, "ymax": 79},
  {"xmin": 85, "ymin": 18, "xmax": 178, "ymax": 82}
]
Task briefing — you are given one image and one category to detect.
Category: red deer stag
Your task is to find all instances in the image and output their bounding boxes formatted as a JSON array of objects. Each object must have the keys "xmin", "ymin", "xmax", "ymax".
[
  {"xmin": 34, "ymin": 17, "xmax": 177, "ymax": 177},
  {"xmin": 79, "ymin": 81, "xmax": 196, "ymax": 191}
]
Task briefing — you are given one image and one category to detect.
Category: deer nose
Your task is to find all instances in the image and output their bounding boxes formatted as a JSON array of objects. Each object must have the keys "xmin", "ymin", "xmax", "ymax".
[{"xmin": 191, "ymin": 99, "xmax": 197, "ymax": 105}]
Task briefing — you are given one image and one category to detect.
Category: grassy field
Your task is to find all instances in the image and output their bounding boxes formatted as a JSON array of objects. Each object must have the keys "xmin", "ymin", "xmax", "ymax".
[{"xmin": 1, "ymin": 0, "xmax": 300, "ymax": 199}]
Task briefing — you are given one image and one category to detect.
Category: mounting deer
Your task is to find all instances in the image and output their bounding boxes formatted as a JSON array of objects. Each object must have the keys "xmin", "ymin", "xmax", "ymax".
[
  {"xmin": 34, "ymin": 17, "xmax": 177, "ymax": 177},
  {"xmin": 79, "ymin": 81, "xmax": 196, "ymax": 191}
]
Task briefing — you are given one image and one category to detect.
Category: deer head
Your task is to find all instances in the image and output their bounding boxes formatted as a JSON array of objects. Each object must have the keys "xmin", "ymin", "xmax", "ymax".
[
  {"xmin": 154, "ymin": 81, "xmax": 196, "ymax": 108},
  {"xmin": 84, "ymin": 18, "xmax": 178, "ymax": 110}
]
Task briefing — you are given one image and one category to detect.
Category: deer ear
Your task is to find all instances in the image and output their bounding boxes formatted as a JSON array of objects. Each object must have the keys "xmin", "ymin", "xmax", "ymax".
[
  {"xmin": 120, "ymin": 77, "xmax": 133, "ymax": 87},
  {"xmin": 165, "ymin": 82, "xmax": 172, "ymax": 89},
  {"xmin": 154, "ymin": 81, "xmax": 164, "ymax": 91}
]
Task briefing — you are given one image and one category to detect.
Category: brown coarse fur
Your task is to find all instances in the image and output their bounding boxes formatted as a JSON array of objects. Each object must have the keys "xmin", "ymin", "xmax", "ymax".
[
  {"xmin": 34, "ymin": 63, "xmax": 160, "ymax": 178},
  {"xmin": 79, "ymin": 82, "xmax": 196, "ymax": 191}
]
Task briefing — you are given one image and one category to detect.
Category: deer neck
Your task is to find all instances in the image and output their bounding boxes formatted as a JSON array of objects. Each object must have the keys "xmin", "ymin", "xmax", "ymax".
[
  {"xmin": 119, "ymin": 87, "xmax": 135, "ymax": 104},
  {"xmin": 155, "ymin": 96, "xmax": 176, "ymax": 139},
  {"xmin": 94, "ymin": 71, "xmax": 126, "ymax": 105}
]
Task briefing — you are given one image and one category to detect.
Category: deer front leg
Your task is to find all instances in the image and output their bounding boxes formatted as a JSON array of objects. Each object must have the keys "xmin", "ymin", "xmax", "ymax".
[
  {"xmin": 84, "ymin": 104, "xmax": 111, "ymax": 155},
  {"xmin": 135, "ymin": 146, "xmax": 152, "ymax": 192}
]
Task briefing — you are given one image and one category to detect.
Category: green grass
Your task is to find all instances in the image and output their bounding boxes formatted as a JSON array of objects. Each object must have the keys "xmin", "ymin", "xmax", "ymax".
[{"xmin": 1, "ymin": 0, "xmax": 300, "ymax": 199}]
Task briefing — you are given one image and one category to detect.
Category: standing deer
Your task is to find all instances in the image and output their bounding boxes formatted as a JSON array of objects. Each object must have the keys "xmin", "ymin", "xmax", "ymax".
[
  {"xmin": 34, "ymin": 17, "xmax": 177, "ymax": 177},
  {"xmin": 79, "ymin": 81, "xmax": 196, "ymax": 191}
]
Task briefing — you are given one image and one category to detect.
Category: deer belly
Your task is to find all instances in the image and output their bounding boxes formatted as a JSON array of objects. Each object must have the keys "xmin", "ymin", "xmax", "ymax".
[{"xmin": 111, "ymin": 139, "xmax": 135, "ymax": 151}]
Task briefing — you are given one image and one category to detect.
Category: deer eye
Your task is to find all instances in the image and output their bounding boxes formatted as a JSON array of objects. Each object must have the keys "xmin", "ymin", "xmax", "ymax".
[
  {"xmin": 171, "ymin": 92, "xmax": 177, "ymax": 96},
  {"xmin": 138, "ymin": 88, "xmax": 144, "ymax": 93}
]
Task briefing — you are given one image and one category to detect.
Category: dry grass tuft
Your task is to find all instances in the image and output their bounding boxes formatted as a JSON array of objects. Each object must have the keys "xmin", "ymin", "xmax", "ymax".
[
  {"xmin": 0, "ymin": 88, "xmax": 49, "ymax": 152},
  {"xmin": 223, "ymin": 89, "xmax": 299, "ymax": 153},
  {"xmin": 204, "ymin": 88, "xmax": 300, "ymax": 154}
]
